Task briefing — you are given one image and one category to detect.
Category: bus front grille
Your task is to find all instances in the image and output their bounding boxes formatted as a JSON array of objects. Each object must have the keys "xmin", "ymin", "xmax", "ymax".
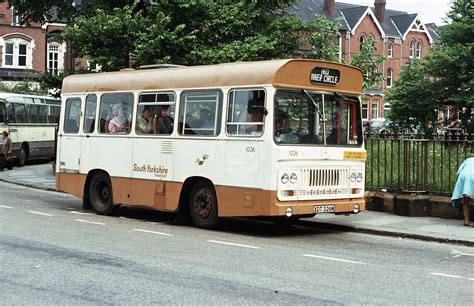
[{"xmin": 300, "ymin": 168, "xmax": 348, "ymax": 187}]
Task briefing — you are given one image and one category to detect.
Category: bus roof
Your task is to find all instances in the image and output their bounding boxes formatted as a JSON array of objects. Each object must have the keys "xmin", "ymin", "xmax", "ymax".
[
  {"xmin": 62, "ymin": 59, "xmax": 364, "ymax": 96},
  {"xmin": 0, "ymin": 92, "xmax": 59, "ymax": 104}
]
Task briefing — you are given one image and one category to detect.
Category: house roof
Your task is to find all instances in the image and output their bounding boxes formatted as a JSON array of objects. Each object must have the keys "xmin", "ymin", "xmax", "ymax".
[
  {"xmin": 390, "ymin": 13, "xmax": 418, "ymax": 36},
  {"xmin": 289, "ymin": 0, "xmax": 359, "ymax": 31},
  {"xmin": 292, "ymin": 0, "xmax": 437, "ymax": 42}
]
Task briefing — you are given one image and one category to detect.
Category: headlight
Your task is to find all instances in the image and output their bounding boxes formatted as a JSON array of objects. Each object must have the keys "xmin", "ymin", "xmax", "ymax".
[
  {"xmin": 281, "ymin": 173, "xmax": 289, "ymax": 184},
  {"xmin": 290, "ymin": 173, "xmax": 297, "ymax": 184},
  {"xmin": 350, "ymin": 172, "xmax": 356, "ymax": 183},
  {"xmin": 356, "ymin": 172, "xmax": 363, "ymax": 182}
]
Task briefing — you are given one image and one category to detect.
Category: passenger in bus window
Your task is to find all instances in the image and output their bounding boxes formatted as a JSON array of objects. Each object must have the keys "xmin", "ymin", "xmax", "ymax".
[
  {"xmin": 156, "ymin": 105, "xmax": 173, "ymax": 134},
  {"xmin": 100, "ymin": 109, "xmax": 109, "ymax": 133},
  {"xmin": 108, "ymin": 103, "xmax": 129, "ymax": 133},
  {"xmin": 136, "ymin": 107, "xmax": 156, "ymax": 134}
]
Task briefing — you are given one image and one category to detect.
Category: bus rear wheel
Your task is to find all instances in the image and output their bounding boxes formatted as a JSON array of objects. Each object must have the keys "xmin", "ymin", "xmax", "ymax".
[
  {"xmin": 89, "ymin": 172, "xmax": 117, "ymax": 215},
  {"xmin": 189, "ymin": 181, "xmax": 219, "ymax": 229}
]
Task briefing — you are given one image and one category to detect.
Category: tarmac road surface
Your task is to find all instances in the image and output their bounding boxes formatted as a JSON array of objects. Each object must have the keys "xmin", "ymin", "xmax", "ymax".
[{"xmin": 1, "ymin": 181, "xmax": 473, "ymax": 304}]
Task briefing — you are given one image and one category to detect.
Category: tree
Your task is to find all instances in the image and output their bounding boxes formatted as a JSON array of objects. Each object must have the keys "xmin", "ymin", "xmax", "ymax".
[
  {"xmin": 425, "ymin": 0, "xmax": 473, "ymax": 124},
  {"xmin": 350, "ymin": 37, "xmax": 385, "ymax": 89},
  {"xmin": 59, "ymin": 1, "xmax": 302, "ymax": 70},
  {"xmin": 386, "ymin": 60, "xmax": 437, "ymax": 129},
  {"xmin": 387, "ymin": 0, "xmax": 473, "ymax": 127},
  {"xmin": 0, "ymin": 0, "xmax": 146, "ymax": 24},
  {"xmin": 301, "ymin": 15, "xmax": 340, "ymax": 62}
]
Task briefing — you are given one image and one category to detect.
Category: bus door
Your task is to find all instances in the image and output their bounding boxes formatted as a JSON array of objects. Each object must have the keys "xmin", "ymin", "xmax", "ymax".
[{"xmin": 58, "ymin": 97, "xmax": 82, "ymax": 173}]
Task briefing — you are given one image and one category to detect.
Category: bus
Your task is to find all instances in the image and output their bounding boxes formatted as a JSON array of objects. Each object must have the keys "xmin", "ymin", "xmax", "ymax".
[
  {"xmin": 0, "ymin": 93, "xmax": 61, "ymax": 166},
  {"xmin": 57, "ymin": 59, "xmax": 366, "ymax": 229}
]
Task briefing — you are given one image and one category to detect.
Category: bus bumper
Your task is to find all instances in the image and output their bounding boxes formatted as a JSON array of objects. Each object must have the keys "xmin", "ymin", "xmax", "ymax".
[{"xmin": 271, "ymin": 197, "xmax": 366, "ymax": 216}]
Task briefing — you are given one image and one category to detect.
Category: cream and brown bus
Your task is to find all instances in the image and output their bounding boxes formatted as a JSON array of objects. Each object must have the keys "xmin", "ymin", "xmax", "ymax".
[{"xmin": 56, "ymin": 59, "xmax": 366, "ymax": 229}]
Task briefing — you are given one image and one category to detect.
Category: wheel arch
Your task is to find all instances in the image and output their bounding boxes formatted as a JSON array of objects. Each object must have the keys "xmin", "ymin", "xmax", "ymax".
[
  {"xmin": 177, "ymin": 176, "xmax": 215, "ymax": 217},
  {"xmin": 83, "ymin": 168, "xmax": 111, "ymax": 210}
]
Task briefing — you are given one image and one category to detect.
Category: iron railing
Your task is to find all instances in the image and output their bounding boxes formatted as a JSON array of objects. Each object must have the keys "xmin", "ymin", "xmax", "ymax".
[{"xmin": 364, "ymin": 131, "xmax": 474, "ymax": 195}]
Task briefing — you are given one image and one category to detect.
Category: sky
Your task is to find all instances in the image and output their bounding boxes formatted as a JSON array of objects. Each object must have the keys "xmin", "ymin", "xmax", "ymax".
[{"xmin": 339, "ymin": 0, "xmax": 453, "ymax": 25}]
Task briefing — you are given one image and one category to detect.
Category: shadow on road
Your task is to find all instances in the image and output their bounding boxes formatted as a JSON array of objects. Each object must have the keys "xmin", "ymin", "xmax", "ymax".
[{"xmin": 101, "ymin": 206, "xmax": 346, "ymax": 238}]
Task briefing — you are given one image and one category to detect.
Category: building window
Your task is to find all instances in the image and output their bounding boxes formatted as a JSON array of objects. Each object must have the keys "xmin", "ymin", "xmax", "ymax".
[
  {"xmin": 387, "ymin": 68, "xmax": 393, "ymax": 88},
  {"xmin": 47, "ymin": 42, "xmax": 65, "ymax": 75},
  {"xmin": 336, "ymin": 34, "xmax": 342, "ymax": 61},
  {"xmin": 359, "ymin": 35, "xmax": 366, "ymax": 51},
  {"xmin": 362, "ymin": 99, "xmax": 369, "ymax": 120},
  {"xmin": 416, "ymin": 41, "xmax": 422, "ymax": 58},
  {"xmin": 4, "ymin": 42, "xmax": 14, "ymax": 65},
  {"xmin": 371, "ymin": 99, "xmax": 380, "ymax": 119},
  {"xmin": 387, "ymin": 43, "xmax": 393, "ymax": 58},
  {"xmin": 409, "ymin": 41, "xmax": 415, "ymax": 58},
  {"xmin": 48, "ymin": 44, "xmax": 59, "ymax": 75},
  {"xmin": 11, "ymin": 7, "xmax": 21, "ymax": 25},
  {"xmin": 18, "ymin": 43, "xmax": 27, "ymax": 66},
  {"xmin": 2, "ymin": 39, "xmax": 31, "ymax": 68}
]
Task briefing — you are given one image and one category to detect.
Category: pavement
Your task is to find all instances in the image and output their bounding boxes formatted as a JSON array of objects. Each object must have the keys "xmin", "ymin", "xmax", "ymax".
[{"xmin": 1, "ymin": 162, "xmax": 472, "ymax": 246}]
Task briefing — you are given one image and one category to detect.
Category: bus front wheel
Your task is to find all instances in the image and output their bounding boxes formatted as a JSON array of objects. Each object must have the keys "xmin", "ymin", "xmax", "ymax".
[
  {"xmin": 89, "ymin": 172, "xmax": 117, "ymax": 215},
  {"xmin": 189, "ymin": 181, "xmax": 219, "ymax": 229},
  {"xmin": 17, "ymin": 144, "xmax": 28, "ymax": 167}
]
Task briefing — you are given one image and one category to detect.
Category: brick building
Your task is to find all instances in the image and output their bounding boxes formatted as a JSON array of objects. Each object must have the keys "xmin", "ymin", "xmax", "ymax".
[
  {"xmin": 291, "ymin": 0, "xmax": 439, "ymax": 123},
  {"xmin": 0, "ymin": 3, "xmax": 76, "ymax": 83}
]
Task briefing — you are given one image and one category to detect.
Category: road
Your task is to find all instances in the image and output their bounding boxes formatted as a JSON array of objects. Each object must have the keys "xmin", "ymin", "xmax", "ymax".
[{"xmin": 1, "ymin": 181, "xmax": 473, "ymax": 304}]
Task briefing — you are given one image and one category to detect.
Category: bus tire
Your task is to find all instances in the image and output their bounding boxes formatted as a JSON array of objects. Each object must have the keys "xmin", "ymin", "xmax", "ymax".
[
  {"xmin": 189, "ymin": 180, "xmax": 219, "ymax": 229},
  {"xmin": 17, "ymin": 144, "xmax": 28, "ymax": 167},
  {"xmin": 89, "ymin": 172, "xmax": 117, "ymax": 215}
]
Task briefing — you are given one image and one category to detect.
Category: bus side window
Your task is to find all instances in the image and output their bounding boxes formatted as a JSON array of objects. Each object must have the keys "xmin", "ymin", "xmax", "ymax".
[
  {"xmin": 83, "ymin": 94, "xmax": 97, "ymax": 134},
  {"xmin": 48, "ymin": 105, "xmax": 60, "ymax": 124},
  {"xmin": 64, "ymin": 98, "xmax": 81, "ymax": 134},
  {"xmin": 38, "ymin": 105, "xmax": 48, "ymax": 123},
  {"xmin": 226, "ymin": 89, "xmax": 265, "ymax": 137},
  {"xmin": 136, "ymin": 92, "xmax": 175, "ymax": 135},
  {"xmin": 100, "ymin": 93, "xmax": 133, "ymax": 134},
  {"xmin": 178, "ymin": 90, "xmax": 222, "ymax": 136},
  {"xmin": 15, "ymin": 103, "xmax": 28, "ymax": 123},
  {"xmin": 0, "ymin": 102, "xmax": 5, "ymax": 123},
  {"xmin": 6, "ymin": 103, "xmax": 15, "ymax": 123},
  {"xmin": 26, "ymin": 105, "xmax": 48, "ymax": 124}
]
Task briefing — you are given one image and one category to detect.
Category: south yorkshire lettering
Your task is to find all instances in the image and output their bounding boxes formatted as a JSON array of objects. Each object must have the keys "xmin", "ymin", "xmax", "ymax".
[{"xmin": 133, "ymin": 163, "xmax": 168, "ymax": 176}]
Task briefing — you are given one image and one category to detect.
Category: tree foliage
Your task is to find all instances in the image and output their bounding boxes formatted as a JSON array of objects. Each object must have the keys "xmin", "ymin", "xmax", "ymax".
[
  {"xmin": 59, "ymin": 0, "xmax": 303, "ymax": 70},
  {"xmin": 387, "ymin": 0, "xmax": 473, "ymax": 127},
  {"xmin": 385, "ymin": 60, "xmax": 437, "ymax": 128},
  {"xmin": 350, "ymin": 37, "xmax": 385, "ymax": 89},
  {"xmin": 301, "ymin": 15, "xmax": 340, "ymax": 62}
]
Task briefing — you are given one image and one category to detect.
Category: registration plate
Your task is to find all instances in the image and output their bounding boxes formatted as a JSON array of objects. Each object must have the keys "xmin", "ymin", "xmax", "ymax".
[{"xmin": 314, "ymin": 205, "xmax": 335, "ymax": 213}]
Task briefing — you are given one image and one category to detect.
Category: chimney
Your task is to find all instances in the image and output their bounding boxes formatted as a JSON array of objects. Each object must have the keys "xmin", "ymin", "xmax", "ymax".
[
  {"xmin": 375, "ymin": 0, "xmax": 386, "ymax": 22},
  {"xmin": 324, "ymin": 0, "xmax": 335, "ymax": 17}
]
